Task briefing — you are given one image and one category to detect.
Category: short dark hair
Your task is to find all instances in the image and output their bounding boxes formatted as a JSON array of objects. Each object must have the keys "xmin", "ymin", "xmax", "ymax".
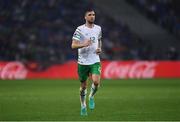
[{"xmin": 84, "ymin": 8, "xmax": 95, "ymax": 15}]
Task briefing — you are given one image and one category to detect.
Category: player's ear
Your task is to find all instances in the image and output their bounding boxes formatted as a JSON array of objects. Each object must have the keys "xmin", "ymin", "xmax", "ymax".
[
  {"xmin": 84, "ymin": 12, "xmax": 88, "ymax": 20},
  {"xmin": 84, "ymin": 16, "xmax": 87, "ymax": 20}
]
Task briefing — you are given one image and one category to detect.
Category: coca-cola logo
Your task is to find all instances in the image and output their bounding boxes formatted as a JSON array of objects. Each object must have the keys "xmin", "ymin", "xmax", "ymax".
[
  {"xmin": 104, "ymin": 61, "xmax": 158, "ymax": 79},
  {"xmin": 0, "ymin": 62, "xmax": 28, "ymax": 80}
]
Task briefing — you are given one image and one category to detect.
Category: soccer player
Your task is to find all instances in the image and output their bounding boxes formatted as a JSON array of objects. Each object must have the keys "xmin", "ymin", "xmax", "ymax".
[{"xmin": 71, "ymin": 8, "xmax": 102, "ymax": 116}]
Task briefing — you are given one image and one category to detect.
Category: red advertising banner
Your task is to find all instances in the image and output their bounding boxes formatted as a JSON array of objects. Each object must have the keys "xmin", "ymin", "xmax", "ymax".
[
  {"xmin": 102, "ymin": 61, "xmax": 180, "ymax": 79},
  {"xmin": 0, "ymin": 61, "xmax": 180, "ymax": 79}
]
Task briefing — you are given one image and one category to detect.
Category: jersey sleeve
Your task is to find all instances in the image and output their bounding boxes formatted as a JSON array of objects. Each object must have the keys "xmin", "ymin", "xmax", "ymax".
[{"xmin": 72, "ymin": 28, "xmax": 83, "ymax": 41}]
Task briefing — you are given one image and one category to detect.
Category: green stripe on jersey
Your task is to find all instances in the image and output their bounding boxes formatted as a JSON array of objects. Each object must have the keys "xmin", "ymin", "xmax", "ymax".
[{"xmin": 73, "ymin": 37, "xmax": 80, "ymax": 41}]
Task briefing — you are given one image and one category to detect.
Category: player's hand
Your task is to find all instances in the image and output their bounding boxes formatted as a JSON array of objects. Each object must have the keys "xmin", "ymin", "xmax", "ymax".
[
  {"xmin": 96, "ymin": 48, "xmax": 102, "ymax": 55},
  {"xmin": 82, "ymin": 40, "xmax": 92, "ymax": 47}
]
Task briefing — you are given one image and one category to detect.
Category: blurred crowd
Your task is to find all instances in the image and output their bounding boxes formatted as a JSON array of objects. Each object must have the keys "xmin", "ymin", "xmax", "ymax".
[
  {"xmin": 127, "ymin": 0, "xmax": 180, "ymax": 39},
  {"xmin": 0, "ymin": 0, "xmax": 179, "ymax": 69}
]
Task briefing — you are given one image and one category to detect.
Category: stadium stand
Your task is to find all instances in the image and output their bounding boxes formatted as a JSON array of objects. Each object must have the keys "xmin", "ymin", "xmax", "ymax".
[
  {"xmin": 0, "ymin": 0, "xmax": 179, "ymax": 69},
  {"xmin": 126, "ymin": 0, "xmax": 180, "ymax": 39}
]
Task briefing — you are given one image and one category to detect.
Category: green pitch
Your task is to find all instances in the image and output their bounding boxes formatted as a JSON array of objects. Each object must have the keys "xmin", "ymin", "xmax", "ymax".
[{"xmin": 0, "ymin": 79, "xmax": 180, "ymax": 121}]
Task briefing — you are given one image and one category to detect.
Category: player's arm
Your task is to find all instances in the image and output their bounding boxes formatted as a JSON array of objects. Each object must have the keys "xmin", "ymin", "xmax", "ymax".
[
  {"xmin": 71, "ymin": 39, "xmax": 91, "ymax": 49},
  {"xmin": 96, "ymin": 39, "xmax": 102, "ymax": 54},
  {"xmin": 71, "ymin": 28, "xmax": 91, "ymax": 49},
  {"xmin": 98, "ymin": 38, "xmax": 102, "ymax": 49},
  {"xmin": 96, "ymin": 29, "xmax": 102, "ymax": 54}
]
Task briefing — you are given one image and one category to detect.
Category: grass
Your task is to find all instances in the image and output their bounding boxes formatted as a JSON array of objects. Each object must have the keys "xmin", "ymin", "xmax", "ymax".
[{"xmin": 0, "ymin": 79, "xmax": 180, "ymax": 121}]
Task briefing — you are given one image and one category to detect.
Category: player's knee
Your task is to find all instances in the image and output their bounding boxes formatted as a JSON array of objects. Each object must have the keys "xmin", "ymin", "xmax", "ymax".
[
  {"xmin": 81, "ymin": 86, "xmax": 87, "ymax": 90},
  {"xmin": 93, "ymin": 81, "xmax": 100, "ymax": 87},
  {"xmin": 92, "ymin": 75, "xmax": 100, "ymax": 86},
  {"xmin": 81, "ymin": 82, "xmax": 87, "ymax": 89}
]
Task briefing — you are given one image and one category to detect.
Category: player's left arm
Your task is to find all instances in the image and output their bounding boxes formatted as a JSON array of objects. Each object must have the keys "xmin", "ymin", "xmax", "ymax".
[{"xmin": 96, "ymin": 28, "xmax": 102, "ymax": 55}]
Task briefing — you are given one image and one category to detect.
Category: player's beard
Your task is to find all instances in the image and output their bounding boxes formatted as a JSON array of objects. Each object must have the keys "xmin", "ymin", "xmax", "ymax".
[{"xmin": 87, "ymin": 20, "xmax": 94, "ymax": 25}]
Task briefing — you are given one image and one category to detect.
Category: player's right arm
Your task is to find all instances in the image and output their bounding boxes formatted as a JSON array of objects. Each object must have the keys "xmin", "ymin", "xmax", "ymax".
[
  {"xmin": 71, "ymin": 28, "xmax": 91, "ymax": 49},
  {"xmin": 71, "ymin": 39, "xmax": 91, "ymax": 49}
]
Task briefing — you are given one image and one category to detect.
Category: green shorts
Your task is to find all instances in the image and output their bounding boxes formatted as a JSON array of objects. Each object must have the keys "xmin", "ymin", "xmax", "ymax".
[{"xmin": 78, "ymin": 62, "xmax": 101, "ymax": 82}]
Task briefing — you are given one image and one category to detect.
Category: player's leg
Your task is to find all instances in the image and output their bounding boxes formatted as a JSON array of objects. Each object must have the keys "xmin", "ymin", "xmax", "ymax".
[
  {"xmin": 89, "ymin": 74, "xmax": 100, "ymax": 109},
  {"xmin": 89, "ymin": 62, "xmax": 101, "ymax": 109},
  {"xmin": 80, "ymin": 81, "xmax": 87, "ymax": 115},
  {"xmin": 90, "ymin": 74, "xmax": 100, "ymax": 97},
  {"xmin": 78, "ymin": 64, "xmax": 89, "ymax": 115}
]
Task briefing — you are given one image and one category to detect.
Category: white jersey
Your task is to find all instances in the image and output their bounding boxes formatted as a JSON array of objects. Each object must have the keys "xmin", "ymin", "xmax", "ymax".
[{"xmin": 72, "ymin": 24, "xmax": 102, "ymax": 65}]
